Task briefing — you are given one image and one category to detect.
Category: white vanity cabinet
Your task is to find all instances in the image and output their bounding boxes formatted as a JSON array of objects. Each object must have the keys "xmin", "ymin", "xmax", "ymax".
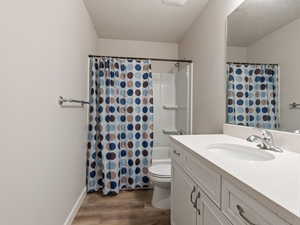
[
  {"xmin": 171, "ymin": 148, "xmax": 231, "ymax": 225},
  {"xmin": 170, "ymin": 141, "xmax": 293, "ymax": 225}
]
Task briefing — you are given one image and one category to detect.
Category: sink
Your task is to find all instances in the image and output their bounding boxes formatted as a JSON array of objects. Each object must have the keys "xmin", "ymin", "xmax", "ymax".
[{"xmin": 206, "ymin": 143, "xmax": 275, "ymax": 161}]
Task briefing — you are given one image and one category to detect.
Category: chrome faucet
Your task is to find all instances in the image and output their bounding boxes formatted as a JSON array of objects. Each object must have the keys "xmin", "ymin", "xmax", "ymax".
[{"xmin": 246, "ymin": 129, "xmax": 284, "ymax": 153}]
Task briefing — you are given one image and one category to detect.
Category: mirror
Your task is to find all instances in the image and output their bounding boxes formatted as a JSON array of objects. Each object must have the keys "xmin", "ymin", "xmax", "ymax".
[{"xmin": 226, "ymin": 0, "xmax": 300, "ymax": 133}]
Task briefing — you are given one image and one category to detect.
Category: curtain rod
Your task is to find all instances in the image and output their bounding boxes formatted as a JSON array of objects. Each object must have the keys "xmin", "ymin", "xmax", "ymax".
[
  {"xmin": 88, "ymin": 55, "xmax": 192, "ymax": 63},
  {"xmin": 227, "ymin": 62, "xmax": 279, "ymax": 66}
]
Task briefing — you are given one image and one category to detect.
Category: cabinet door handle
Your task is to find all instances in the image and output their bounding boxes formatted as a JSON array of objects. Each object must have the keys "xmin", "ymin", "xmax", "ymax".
[
  {"xmin": 190, "ymin": 186, "xmax": 196, "ymax": 205},
  {"xmin": 236, "ymin": 205, "xmax": 257, "ymax": 225},
  {"xmin": 194, "ymin": 191, "xmax": 201, "ymax": 215},
  {"xmin": 173, "ymin": 150, "xmax": 181, "ymax": 157}
]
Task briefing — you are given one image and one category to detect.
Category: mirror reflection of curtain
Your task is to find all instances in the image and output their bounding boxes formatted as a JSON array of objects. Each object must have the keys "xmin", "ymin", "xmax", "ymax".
[
  {"xmin": 226, "ymin": 63, "xmax": 279, "ymax": 129},
  {"xmin": 87, "ymin": 57, "xmax": 154, "ymax": 195}
]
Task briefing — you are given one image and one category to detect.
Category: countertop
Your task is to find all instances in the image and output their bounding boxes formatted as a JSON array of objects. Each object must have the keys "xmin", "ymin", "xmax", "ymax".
[{"xmin": 170, "ymin": 134, "xmax": 300, "ymax": 221}]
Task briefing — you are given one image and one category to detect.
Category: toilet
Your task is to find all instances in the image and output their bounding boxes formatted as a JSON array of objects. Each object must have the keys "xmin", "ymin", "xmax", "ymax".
[{"xmin": 149, "ymin": 159, "xmax": 171, "ymax": 209}]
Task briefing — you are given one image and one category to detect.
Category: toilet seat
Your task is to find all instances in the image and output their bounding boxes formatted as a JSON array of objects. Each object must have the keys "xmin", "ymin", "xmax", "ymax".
[{"xmin": 149, "ymin": 163, "xmax": 171, "ymax": 178}]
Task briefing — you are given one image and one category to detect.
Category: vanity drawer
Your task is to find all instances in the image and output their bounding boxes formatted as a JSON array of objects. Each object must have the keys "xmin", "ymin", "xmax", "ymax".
[
  {"xmin": 222, "ymin": 180, "xmax": 289, "ymax": 225},
  {"xmin": 185, "ymin": 153, "xmax": 222, "ymax": 207}
]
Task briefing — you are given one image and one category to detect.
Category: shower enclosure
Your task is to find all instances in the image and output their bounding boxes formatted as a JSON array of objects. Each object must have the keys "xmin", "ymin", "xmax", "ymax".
[{"xmin": 152, "ymin": 62, "xmax": 193, "ymax": 160}]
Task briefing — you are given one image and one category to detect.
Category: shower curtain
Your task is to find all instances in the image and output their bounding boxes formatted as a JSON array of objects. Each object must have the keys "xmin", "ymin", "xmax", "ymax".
[
  {"xmin": 227, "ymin": 63, "xmax": 279, "ymax": 129},
  {"xmin": 87, "ymin": 57, "xmax": 154, "ymax": 195}
]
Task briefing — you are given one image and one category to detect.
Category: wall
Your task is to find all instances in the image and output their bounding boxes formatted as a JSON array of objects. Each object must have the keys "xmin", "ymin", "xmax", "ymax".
[
  {"xmin": 247, "ymin": 18, "xmax": 300, "ymax": 131},
  {"xmin": 227, "ymin": 46, "xmax": 247, "ymax": 62},
  {"xmin": 179, "ymin": 0, "xmax": 245, "ymax": 134},
  {"xmin": 0, "ymin": 1, "xmax": 97, "ymax": 225},
  {"xmin": 96, "ymin": 38, "xmax": 178, "ymax": 73}
]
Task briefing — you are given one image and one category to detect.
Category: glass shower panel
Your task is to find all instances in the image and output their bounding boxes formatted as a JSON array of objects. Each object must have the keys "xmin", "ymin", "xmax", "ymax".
[{"xmin": 175, "ymin": 63, "xmax": 192, "ymax": 135}]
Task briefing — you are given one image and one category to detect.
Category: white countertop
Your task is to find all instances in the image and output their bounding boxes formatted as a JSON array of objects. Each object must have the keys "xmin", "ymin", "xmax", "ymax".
[{"xmin": 170, "ymin": 134, "xmax": 300, "ymax": 219}]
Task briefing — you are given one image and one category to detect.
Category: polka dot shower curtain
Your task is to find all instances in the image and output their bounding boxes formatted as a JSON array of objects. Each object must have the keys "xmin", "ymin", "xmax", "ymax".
[
  {"xmin": 87, "ymin": 57, "xmax": 154, "ymax": 195},
  {"xmin": 227, "ymin": 63, "xmax": 279, "ymax": 129}
]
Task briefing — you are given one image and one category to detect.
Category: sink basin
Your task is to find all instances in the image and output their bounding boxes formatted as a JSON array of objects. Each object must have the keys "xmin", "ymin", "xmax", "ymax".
[{"xmin": 206, "ymin": 143, "xmax": 275, "ymax": 161}]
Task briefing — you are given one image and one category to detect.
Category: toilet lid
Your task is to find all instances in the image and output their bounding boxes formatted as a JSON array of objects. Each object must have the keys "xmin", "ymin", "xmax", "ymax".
[{"xmin": 149, "ymin": 163, "xmax": 171, "ymax": 178}]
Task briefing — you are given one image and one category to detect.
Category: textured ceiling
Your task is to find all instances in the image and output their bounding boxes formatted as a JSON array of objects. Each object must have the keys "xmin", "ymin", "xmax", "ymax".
[
  {"xmin": 83, "ymin": 0, "xmax": 208, "ymax": 43},
  {"xmin": 228, "ymin": 0, "xmax": 300, "ymax": 47}
]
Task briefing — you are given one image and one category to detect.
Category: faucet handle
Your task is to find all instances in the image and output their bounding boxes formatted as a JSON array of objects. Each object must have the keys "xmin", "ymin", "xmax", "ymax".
[{"xmin": 259, "ymin": 129, "xmax": 273, "ymax": 143}]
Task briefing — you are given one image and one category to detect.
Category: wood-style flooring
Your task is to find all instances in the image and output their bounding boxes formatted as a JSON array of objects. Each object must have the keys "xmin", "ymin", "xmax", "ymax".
[{"xmin": 72, "ymin": 190, "xmax": 170, "ymax": 225}]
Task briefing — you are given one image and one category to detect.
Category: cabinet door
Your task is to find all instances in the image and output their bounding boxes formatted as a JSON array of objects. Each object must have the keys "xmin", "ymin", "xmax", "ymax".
[
  {"xmin": 171, "ymin": 162, "xmax": 197, "ymax": 225},
  {"xmin": 197, "ymin": 196, "xmax": 231, "ymax": 225}
]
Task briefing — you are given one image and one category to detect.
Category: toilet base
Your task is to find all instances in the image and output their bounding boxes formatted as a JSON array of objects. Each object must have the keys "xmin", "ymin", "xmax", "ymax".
[{"xmin": 151, "ymin": 182, "xmax": 170, "ymax": 209}]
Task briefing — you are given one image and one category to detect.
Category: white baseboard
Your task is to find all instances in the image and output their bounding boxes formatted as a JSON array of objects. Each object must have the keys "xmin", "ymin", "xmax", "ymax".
[{"xmin": 63, "ymin": 187, "xmax": 87, "ymax": 225}]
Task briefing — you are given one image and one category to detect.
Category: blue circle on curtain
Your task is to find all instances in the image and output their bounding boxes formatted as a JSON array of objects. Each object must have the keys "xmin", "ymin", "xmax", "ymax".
[
  {"xmin": 236, "ymin": 69, "xmax": 242, "ymax": 74},
  {"xmin": 121, "ymin": 133, "xmax": 126, "ymax": 139},
  {"xmin": 135, "ymin": 81, "xmax": 141, "ymax": 87},
  {"xmin": 255, "ymin": 76, "xmax": 261, "ymax": 82},
  {"xmin": 120, "ymin": 98, "xmax": 126, "ymax": 105},
  {"xmin": 127, "ymin": 89, "xmax": 134, "ymax": 96},
  {"xmin": 262, "ymin": 107, "xmax": 268, "ymax": 113},
  {"xmin": 109, "ymin": 143, "xmax": 116, "ymax": 150},
  {"xmin": 260, "ymin": 77, "xmax": 265, "ymax": 82},
  {"xmin": 135, "ymin": 98, "xmax": 141, "ymax": 104},
  {"xmin": 97, "ymin": 106, "xmax": 103, "ymax": 113},
  {"xmin": 150, "ymin": 141, "xmax": 153, "ymax": 147},
  {"xmin": 99, "ymin": 71, "xmax": 104, "ymax": 77},
  {"xmin": 269, "ymin": 77, "xmax": 274, "ymax": 82},
  {"xmin": 228, "ymin": 107, "xmax": 234, "ymax": 113},
  {"xmin": 120, "ymin": 115, "xmax": 126, "ymax": 122},
  {"xmin": 228, "ymin": 75, "xmax": 234, "ymax": 81},
  {"xmin": 143, "ymin": 73, "xmax": 149, "ymax": 79},
  {"xmin": 142, "ymin": 176, "xmax": 149, "ymax": 183},
  {"xmin": 120, "ymin": 81, "xmax": 126, "ymax": 88},
  {"xmin": 90, "ymin": 171, "xmax": 96, "ymax": 177},
  {"xmin": 236, "ymin": 84, "xmax": 243, "ymax": 90},
  {"xmin": 109, "ymin": 106, "xmax": 115, "ymax": 113},
  {"xmin": 135, "ymin": 168, "xmax": 141, "ymax": 174},
  {"xmin": 237, "ymin": 100, "xmax": 244, "ymax": 105},
  {"xmin": 110, "ymin": 182, "xmax": 117, "ymax": 189},
  {"xmin": 249, "ymin": 115, "xmax": 255, "ymax": 121},
  {"xmin": 121, "ymin": 64, "xmax": 126, "ymax": 71},
  {"xmin": 142, "ymin": 141, "xmax": 148, "ymax": 148},
  {"xmin": 150, "ymin": 106, "xmax": 154, "ymax": 113},
  {"xmin": 135, "ymin": 133, "xmax": 141, "ymax": 139},
  {"xmin": 135, "ymin": 64, "xmax": 142, "ymax": 71},
  {"xmin": 135, "ymin": 115, "xmax": 141, "ymax": 122},
  {"xmin": 121, "ymin": 150, "xmax": 126, "ymax": 157},
  {"xmin": 128, "ymin": 159, "xmax": 134, "ymax": 166},
  {"xmin": 249, "ymin": 100, "xmax": 254, "ymax": 106},
  {"xmin": 237, "ymin": 115, "xmax": 244, "ymax": 121},
  {"xmin": 127, "ymin": 124, "xmax": 134, "ymax": 130},
  {"xmin": 121, "ymin": 168, "xmax": 127, "ymax": 174},
  {"xmin": 142, "ymin": 107, "xmax": 148, "ymax": 113},
  {"xmin": 135, "ymin": 149, "xmax": 140, "ymax": 156}
]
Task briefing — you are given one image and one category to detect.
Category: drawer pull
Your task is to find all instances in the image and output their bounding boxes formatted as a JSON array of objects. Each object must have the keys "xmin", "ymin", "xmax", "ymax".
[
  {"xmin": 173, "ymin": 150, "xmax": 181, "ymax": 157},
  {"xmin": 190, "ymin": 186, "xmax": 196, "ymax": 205},
  {"xmin": 194, "ymin": 191, "xmax": 201, "ymax": 215},
  {"xmin": 237, "ymin": 205, "xmax": 257, "ymax": 225}
]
